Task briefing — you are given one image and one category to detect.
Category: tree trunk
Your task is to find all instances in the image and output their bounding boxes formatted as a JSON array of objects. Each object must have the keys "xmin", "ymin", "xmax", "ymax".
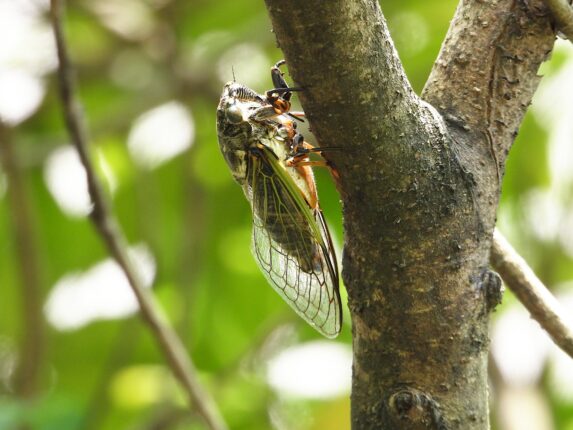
[{"xmin": 263, "ymin": 0, "xmax": 556, "ymax": 428}]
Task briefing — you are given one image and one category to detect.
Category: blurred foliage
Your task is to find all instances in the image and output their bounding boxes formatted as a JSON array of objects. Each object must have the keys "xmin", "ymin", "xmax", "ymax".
[{"xmin": 0, "ymin": 0, "xmax": 572, "ymax": 429}]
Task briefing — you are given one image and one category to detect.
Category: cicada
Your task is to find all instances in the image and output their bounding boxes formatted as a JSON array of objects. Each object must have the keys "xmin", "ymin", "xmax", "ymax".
[{"xmin": 216, "ymin": 61, "xmax": 342, "ymax": 338}]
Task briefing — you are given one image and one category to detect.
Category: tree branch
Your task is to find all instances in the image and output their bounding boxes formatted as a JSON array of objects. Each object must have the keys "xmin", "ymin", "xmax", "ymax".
[
  {"xmin": 544, "ymin": 0, "xmax": 573, "ymax": 40},
  {"xmin": 423, "ymin": 0, "xmax": 555, "ymax": 168},
  {"xmin": 264, "ymin": 0, "xmax": 561, "ymax": 428},
  {"xmin": 263, "ymin": 1, "xmax": 498, "ymax": 428},
  {"xmin": 0, "ymin": 122, "xmax": 45, "ymax": 400},
  {"xmin": 49, "ymin": 2, "xmax": 227, "ymax": 429},
  {"xmin": 491, "ymin": 229, "xmax": 573, "ymax": 359},
  {"xmin": 424, "ymin": 0, "xmax": 570, "ymax": 357}
]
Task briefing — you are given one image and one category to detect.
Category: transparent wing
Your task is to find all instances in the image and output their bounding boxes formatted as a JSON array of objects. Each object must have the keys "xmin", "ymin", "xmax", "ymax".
[{"xmin": 246, "ymin": 144, "xmax": 341, "ymax": 338}]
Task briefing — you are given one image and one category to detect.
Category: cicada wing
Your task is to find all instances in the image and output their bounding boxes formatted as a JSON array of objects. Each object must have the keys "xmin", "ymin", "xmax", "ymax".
[{"xmin": 246, "ymin": 145, "xmax": 341, "ymax": 338}]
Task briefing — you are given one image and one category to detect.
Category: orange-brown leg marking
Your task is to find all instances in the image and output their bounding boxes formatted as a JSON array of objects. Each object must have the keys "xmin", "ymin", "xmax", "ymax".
[
  {"xmin": 296, "ymin": 165, "xmax": 318, "ymax": 209},
  {"xmin": 289, "ymin": 151, "xmax": 342, "ymax": 190},
  {"xmin": 292, "ymin": 160, "xmax": 329, "ymax": 168}
]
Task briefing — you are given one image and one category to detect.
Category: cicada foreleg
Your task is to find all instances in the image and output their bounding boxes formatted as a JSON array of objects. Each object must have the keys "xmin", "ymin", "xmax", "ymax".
[
  {"xmin": 270, "ymin": 60, "xmax": 290, "ymax": 100},
  {"xmin": 265, "ymin": 60, "xmax": 305, "ymax": 122}
]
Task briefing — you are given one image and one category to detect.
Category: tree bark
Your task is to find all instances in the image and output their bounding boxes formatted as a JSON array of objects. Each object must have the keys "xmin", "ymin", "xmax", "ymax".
[{"xmin": 263, "ymin": 0, "xmax": 555, "ymax": 428}]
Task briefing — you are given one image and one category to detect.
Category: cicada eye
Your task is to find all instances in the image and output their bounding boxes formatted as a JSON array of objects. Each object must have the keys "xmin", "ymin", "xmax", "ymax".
[{"xmin": 226, "ymin": 104, "xmax": 243, "ymax": 123}]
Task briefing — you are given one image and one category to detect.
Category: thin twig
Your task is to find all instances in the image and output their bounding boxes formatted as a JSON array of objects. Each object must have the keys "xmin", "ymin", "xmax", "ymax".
[
  {"xmin": 49, "ymin": 2, "xmax": 228, "ymax": 429},
  {"xmin": 491, "ymin": 228, "xmax": 573, "ymax": 359},
  {"xmin": 543, "ymin": 0, "xmax": 573, "ymax": 41},
  {"xmin": 0, "ymin": 122, "xmax": 45, "ymax": 399}
]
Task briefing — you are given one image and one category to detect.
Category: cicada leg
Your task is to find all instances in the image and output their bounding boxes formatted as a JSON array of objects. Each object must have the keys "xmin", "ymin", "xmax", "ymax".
[
  {"xmin": 288, "ymin": 111, "xmax": 305, "ymax": 122},
  {"xmin": 286, "ymin": 134, "xmax": 342, "ymax": 190},
  {"xmin": 249, "ymin": 105, "xmax": 283, "ymax": 122},
  {"xmin": 265, "ymin": 60, "xmax": 305, "ymax": 121},
  {"xmin": 271, "ymin": 60, "xmax": 289, "ymax": 97},
  {"xmin": 287, "ymin": 135, "xmax": 333, "ymax": 167}
]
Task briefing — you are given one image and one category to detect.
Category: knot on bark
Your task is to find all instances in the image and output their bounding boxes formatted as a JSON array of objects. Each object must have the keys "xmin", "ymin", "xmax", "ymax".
[
  {"xmin": 475, "ymin": 267, "xmax": 504, "ymax": 312},
  {"xmin": 387, "ymin": 387, "xmax": 448, "ymax": 429}
]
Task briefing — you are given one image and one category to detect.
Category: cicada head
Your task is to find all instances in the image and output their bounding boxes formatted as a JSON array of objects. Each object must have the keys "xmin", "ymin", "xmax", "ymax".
[
  {"xmin": 217, "ymin": 83, "xmax": 266, "ymax": 135},
  {"xmin": 216, "ymin": 83, "xmax": 268, "ymax": 186},
  {"xmin": 219, "ymin": 82, "xmax": 264, "ymax": 115},
  {"xmin": 217, "ymin": 84, "xmax": 248, "ymax": 123}
]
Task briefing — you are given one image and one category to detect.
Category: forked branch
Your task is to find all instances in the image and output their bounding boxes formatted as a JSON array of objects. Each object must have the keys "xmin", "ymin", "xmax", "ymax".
[{"xmin": 264, "ymin": 0, "xmax": 564, "ymax": 428}]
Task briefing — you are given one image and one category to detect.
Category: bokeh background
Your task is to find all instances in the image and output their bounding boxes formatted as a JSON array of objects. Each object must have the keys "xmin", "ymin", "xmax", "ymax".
[{"xmin": 1, "ymin": 0, "xmax": 572, "ymax": 429}]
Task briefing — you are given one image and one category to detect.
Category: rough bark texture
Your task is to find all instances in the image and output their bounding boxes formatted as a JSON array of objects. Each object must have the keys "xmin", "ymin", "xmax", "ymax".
[{"xmin": 264, "ymin": 0, "xmax": 555, "ymax": 428}]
